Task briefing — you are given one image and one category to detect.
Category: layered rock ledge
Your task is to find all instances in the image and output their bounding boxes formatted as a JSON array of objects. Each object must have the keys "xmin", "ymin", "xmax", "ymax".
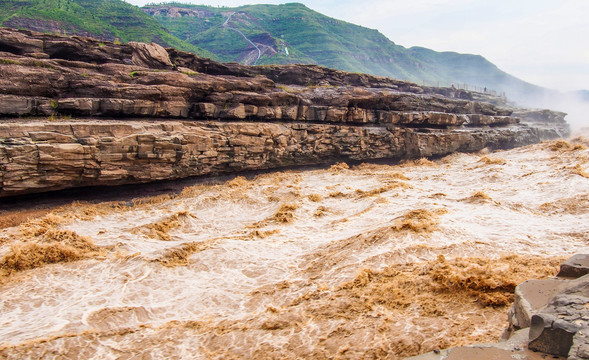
[{"xmin": 0, "ymin": 28, "xmax": 568, "ymax": 197}]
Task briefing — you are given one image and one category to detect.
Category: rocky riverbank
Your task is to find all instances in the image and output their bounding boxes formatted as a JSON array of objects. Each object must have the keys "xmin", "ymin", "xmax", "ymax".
[
  {"xmin": 408, "ymin": 254, "xmax": 589, "ymax": 360},
  {"xmin": 1, "ymin": 135, "xmax": 588, "ymax": 359},
  {"xmin": 0, "ymin": 28, "xmax": 569, "ymax": 196}
]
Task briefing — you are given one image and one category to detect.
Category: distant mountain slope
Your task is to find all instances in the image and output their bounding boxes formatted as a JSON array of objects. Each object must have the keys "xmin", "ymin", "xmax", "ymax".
[
  {"xmin": 0, "ymin": 0, "xmax": 547, "ymax": 101},
  {"xmin": 145, "ymin": 3, "xmax": 423, "ymax": 77},
  {"xmin": 574, "ymin": 90, "xmax": 589, "ymax": 102},
  {"xmin": 144, "ymin": 2, "xmax": 545, "ymax": 101},
  {"xmin": 407, "ymin": 47, "xmax": 545, "ymax": 102},
  {"xmin": 0, "ymin": 0, "xmax": 215, "ymax": 59}
]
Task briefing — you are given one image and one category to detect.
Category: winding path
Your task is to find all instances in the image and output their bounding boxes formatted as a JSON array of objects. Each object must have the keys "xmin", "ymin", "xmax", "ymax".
[{"xmin": 223, "ymin": 12, "xmax": 262, "ymax": 65}]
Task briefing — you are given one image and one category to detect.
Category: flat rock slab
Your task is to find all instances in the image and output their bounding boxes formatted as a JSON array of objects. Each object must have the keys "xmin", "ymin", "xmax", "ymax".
[
  {"xmin": 519, "ymin": 279, "xmax": 569, "ymax": 311},
  {"xmin": 406, "ymin": 329, "xmax": 566, "ymax": 359},
  {"xmin": 445, "ymin": 346, "xmax": 562, "ymax": 360},
  {"xmin": 510, "ymin": 278, "xmax": 569, "ymax": 330}
]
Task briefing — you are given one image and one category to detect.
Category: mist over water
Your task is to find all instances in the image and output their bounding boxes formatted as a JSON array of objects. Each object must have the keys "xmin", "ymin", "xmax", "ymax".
[
  {"xmin": 548, "ymin": 94, "xmax": 589, "ymax": 131},
  {"xmin": 1, "ymin": 138, "xmax": 588, "ymax": 359},
  {"xmin": 533, "ymin": 93, "xmax": 589, "ymax": 131},
  {"xmin": 505, "ymin": 85, "xmax": 589, "ymax": 131}
]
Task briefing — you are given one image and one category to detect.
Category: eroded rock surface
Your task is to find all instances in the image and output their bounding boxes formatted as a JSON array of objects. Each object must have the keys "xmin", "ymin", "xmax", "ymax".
[
  {"xmin": 0, "ymin": 28, "xmax": 568, "ymax": 196},
  {"xmin": 526, "ymin": 275, "xmax": 589, "ymax": 358},
  {"xmin": 2, "ymin": 120, "xmax": 548, "ymax": 197}
]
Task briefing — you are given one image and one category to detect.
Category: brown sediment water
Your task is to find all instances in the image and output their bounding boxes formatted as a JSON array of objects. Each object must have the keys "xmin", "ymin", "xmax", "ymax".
[
  {"xmin": 131, "ymin": 211, "xmax": 198, "ymax": 241},
  {"xmin": 478, "ymin": 155, "xmax": 507, "ymax": 165},
  {"xmin": 0, "ymin": 139, "xmax": 588, "ymax": 359}
]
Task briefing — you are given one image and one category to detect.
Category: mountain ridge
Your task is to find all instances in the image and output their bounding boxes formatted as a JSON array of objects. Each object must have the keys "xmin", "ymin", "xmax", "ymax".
[
  {"xmin": 0, "ymin": 0, "xmax": 547, "ymax": 101},
  {"xmin": 143, "ymin": 2, "xmax": 545, "ymax": 101}
]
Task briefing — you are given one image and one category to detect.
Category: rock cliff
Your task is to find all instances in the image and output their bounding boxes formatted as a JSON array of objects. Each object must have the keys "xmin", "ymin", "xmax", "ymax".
[{"xmin": 0, "ymin": 28, "xmax": 568, "ymax": 197}]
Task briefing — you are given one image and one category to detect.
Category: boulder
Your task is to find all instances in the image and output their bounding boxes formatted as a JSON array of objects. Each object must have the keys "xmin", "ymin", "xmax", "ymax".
[
  {"xmin": 129, "ymin": 41, "xmax": 174, "ymax": 69},
  {"xmin": 527, "ymin": 275, "xmax": 589, "ymax": 357},
  {"xmin": 508, "ymin": 278, "xmax": 568, "ymax": 330},
  {"xmin": 558, "ymin": 254, "xmax": 589, "ymax": 278},
  {"xmin": 505, "ymin": 256, "xmax": 589, "ymax": 359},
  {"xmin": 528, "ymin": 312, "xmax": 579, "ymax": 356}
]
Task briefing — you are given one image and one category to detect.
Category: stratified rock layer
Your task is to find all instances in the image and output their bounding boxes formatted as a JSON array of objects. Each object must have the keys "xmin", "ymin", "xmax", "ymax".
[
  {"xmin": 0, "ymin": 28, "xmax": 568, "ymax": 196},
  {"xmin": 1, "ymin": 120, "xmax": 551, "ymax": 196}
]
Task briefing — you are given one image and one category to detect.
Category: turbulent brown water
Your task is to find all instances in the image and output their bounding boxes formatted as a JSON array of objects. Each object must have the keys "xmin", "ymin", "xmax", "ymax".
[{"xmin": 1, "ymin": 138, "xmax": 588, "ymax": 359}]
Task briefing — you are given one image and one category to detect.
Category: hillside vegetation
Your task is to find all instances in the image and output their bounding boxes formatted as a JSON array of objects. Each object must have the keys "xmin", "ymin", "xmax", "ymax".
[
  {"xmin": 0, "ymin": 0, "xmax": 545, "ymax": 100},
  {"xmin": 144, "ymin": 2, "xmax": 544, "ymax": 99},
  {"xmin": 0, "ymin": 0, "xmax": 215, "ymax": 58},
  {"xmin": 147, "ymin": 3, "xmax": 425, "ymax": 77}
]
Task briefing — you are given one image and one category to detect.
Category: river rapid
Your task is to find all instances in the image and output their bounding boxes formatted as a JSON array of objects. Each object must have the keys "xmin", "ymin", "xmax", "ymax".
[{"xmin": 0, "ymin": 137, "xmax": 588, "ymax": 359}]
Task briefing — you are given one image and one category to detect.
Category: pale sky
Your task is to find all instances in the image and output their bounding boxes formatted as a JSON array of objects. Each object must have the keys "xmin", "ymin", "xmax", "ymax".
[{"xmin": 124, "ymin": 0, "xmax": 589, "ymax": 92}]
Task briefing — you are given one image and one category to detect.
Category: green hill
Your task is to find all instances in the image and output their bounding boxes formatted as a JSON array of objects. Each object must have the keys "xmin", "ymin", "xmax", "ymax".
[
  {"xmin": 0, "ymin": 0, "xmax": 547, "ymax": 101},
  {"xmin": 407, "ymin": 47, "xmax": 544, "ymax": 100},
  {"xmin": 0, "ymin": 0, "xmax": 215, "ymax": 58},
  {"xmin": 144, "ymin": 2, "xmax": 544, "ymax": 101},
  {"xmin": 145, "ymin": 3, "xmax": 421, "ymax": 76}
]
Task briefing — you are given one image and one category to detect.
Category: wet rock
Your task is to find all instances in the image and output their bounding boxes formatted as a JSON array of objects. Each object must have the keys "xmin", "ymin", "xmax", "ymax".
[
  {"xmin": 509, "ymin": 278, "xmax": 569, "ymax": 331},
  {"xmin": 557, "ymin": 254, "xmax": 589, "ymax": 279},
  {"xmin": 528, "ymin": 312, "xmax": 578, "ymax": 356},
  {"xmin": 505, "ymin": 256, "xmax": 589, "ymax": 359}
]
